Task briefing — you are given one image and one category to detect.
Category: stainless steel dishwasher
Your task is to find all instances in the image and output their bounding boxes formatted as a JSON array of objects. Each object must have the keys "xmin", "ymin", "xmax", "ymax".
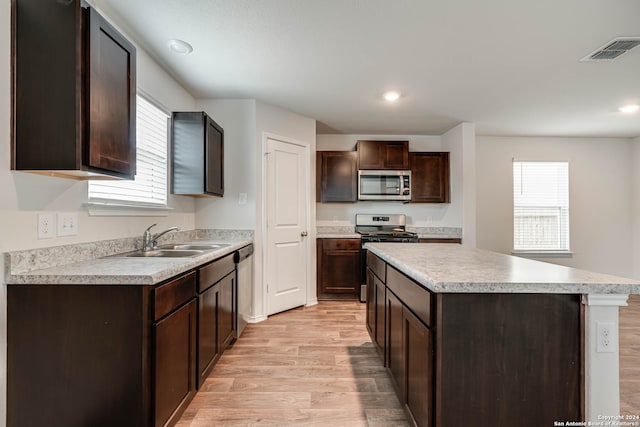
[{"xmin": 234, "ymin": 244, "xmax": 254, "ymax": 339}]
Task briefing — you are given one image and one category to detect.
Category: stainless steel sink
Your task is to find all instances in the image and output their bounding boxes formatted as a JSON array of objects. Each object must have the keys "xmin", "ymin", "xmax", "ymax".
[
  {"xmin": 116, "ymin": 249, "xmax": 205, "ymax": 258},
  {"xmin": 158, "ymin": 243, "xmax": 230, "ymax": 250},
  {"xmin": 110, "ymin": 243, "xmax": 230, "ymax": 258}
]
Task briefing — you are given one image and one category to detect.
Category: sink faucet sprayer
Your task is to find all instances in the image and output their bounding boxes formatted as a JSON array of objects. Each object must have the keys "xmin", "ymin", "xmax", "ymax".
[{"xmin": 142, "ymin": 224, "xmax": 180, "ymax": 251}]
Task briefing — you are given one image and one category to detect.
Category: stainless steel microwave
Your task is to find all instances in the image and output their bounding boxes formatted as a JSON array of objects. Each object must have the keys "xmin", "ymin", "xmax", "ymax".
[{"xmin": 358, "ymin": 170, "xmax": 411, "ymax": 201}]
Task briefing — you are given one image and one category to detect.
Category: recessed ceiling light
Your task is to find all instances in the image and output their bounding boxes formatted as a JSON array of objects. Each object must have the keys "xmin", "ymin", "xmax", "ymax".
[
  {"xmin": 383, "ymin": 91, "xmax": 400, "ymax": 102},
  {"xmin": 619, "ymin": 104, "xmax": 639, "ymax": 114},
  {"xmin": 167, "ymin": 39, "xmax": 193, "ymax": 55}
]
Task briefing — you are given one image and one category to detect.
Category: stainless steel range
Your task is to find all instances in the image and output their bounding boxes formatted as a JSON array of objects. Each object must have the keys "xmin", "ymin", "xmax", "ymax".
[
  {"xmin": 356, "ymin": 214, "xmax": 418, "ymax": 301},
  {"xmin": 356, "ymin": 213, "xmax": 418, "ymax": 243}
]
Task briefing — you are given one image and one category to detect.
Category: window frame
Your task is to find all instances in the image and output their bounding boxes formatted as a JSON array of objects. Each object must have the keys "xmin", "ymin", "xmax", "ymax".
[
  {"xmin": 511, "ymin": 160, "xmax": 572, "ymax": 257},
  {"xmin": 87, "ymin": 93, "xmax": 172, "ymax": 215}
]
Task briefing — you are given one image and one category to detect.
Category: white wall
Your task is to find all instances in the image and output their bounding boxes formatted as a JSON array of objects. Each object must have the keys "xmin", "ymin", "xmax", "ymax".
[
  {"xmin": 0, "ymin": 3, "xmax": 197, "ymax": 425},
  {"xmin": 190, "ymin": 99, "xmax": 317, "ymax": 321},
  {"xmin": 316, "ymin": 132, "xmax": 465, "ymax": 229},
  {"xmin": 476, "ymin": 136, "xmax": 634, "ymax": 277},
  {"xmin": 443, "ymin": 123, "xmax": 476, "ymax": 245},
  {"xmin": 194, "ymin": 99, "xmax": 257, "ymax": 230}
]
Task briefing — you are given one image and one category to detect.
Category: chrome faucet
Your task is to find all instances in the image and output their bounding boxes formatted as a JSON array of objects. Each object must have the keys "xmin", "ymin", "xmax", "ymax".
[{"xmin": 142, "ymin": 224, "xmax": 180, "ymax": 251}]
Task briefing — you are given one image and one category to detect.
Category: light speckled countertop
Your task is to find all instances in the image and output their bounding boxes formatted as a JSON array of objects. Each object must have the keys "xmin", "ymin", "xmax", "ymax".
[
  {"xmin": 6, "ymin": 233, "xmax": 252, "ymax": 286},
  {"xmin": 365, "ymin": 243, "xmax": 640, "ymax": 294},
  {"xmin": 317, "ymin": 233, "xmax": 361, "ymax": 239}
]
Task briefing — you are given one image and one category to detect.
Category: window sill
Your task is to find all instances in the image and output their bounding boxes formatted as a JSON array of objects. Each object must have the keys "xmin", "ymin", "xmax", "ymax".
[
  {"xmin": 512, "ymin": 250, "xmax": 574, "ymax": 259},
  {"xmin": 86, "ymin": 201, "xmax": 173, "ymax": 217}
]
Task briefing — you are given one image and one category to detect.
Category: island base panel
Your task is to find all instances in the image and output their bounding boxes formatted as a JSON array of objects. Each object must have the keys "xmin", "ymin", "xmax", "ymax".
[{"xmin": 436, "ymin": 293, "xmax": 582, "ymax": 427}]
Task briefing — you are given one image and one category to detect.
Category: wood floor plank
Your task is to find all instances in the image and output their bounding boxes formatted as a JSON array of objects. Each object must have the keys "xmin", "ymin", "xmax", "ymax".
[
  {"xmin": 177, "ymin": 301, "xmax": 407, "ymax": 425},
  {"xmin": 178, "ymin": 296, "xmax": 640, "ymax": 425},
  {"xmin": 186, "ymin": 391, "xmax": 312, "ymax": 410},
  {"xmin": 229, "ymin": 377, "xmax": 380, "ymax": 393},
  {"xmin": 310, "ymin": 391, "xmax": 402, "ymax": 410},
  {"xmin": 178, "ymin": 408, "xmax": 371, "ymax": 427},
  {"xmin": 217, "ymin": 354, "xmax": 337, "ymax": 366}
]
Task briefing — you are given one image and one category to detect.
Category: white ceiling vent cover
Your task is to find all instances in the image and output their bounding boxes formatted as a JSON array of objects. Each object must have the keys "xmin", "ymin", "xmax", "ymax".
[{"xmin": 581, "ymin": 37, "xmax": 640, "ymax": 62}]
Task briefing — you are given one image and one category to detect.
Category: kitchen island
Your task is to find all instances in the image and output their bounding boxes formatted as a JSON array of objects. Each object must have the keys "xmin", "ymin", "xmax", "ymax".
[{"xmin": 364, "ymin": 242, "xmax": 640, "ymax": 427}]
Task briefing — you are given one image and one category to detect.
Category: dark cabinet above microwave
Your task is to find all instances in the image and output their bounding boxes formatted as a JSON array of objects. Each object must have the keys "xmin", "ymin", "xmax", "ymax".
[
  {"xmin": 171, "ymin": 112, "xmax": 224, "ymax": 197},
  {"xmin": 11, "ymin": 0, "xmax": 137, "ymax": 180},
  {"xmin": 316, "ymin": 143, "xmax": 450, "ymax": 204},
  {"xmin": 357, "ymin": 140, "xmax": 409, "ymax": 170}
]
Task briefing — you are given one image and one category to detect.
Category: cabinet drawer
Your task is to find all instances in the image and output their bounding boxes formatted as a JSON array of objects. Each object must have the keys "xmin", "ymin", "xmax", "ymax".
[
  {"xmin": 154, "ymin": 272, "xmax": 197, "ymax": 321},
  {"xmin": 198, "ymin": 253, "xmax": 235, "ymax": 293},
  {"xmin": 418, "ymin": 238, "xmax": 462, "ymax": 244},
  {"xmin": 321, "ymin": 238, "xmax": 360, "ymax": 250},
  {"xmin": 366, "ymin": 251, "xmax": 386, "ymax": 283},
  {"xmin": 387, "ymin": 266, "xmax": 432, "ymax": 327}
]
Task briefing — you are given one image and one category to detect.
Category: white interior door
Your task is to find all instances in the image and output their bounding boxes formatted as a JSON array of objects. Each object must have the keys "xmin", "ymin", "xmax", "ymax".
[{"xmin": 265, "ymin": 137, "xmax": 309, "ymax": 315}]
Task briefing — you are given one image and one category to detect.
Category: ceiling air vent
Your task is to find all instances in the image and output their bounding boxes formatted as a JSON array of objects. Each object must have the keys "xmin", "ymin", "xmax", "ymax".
[{"xmin": 581, "ymin": 37, "xmax": 640, "ymax": 62}]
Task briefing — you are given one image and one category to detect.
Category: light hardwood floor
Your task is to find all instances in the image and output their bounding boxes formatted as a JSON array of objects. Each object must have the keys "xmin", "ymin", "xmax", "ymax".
[
  {"xmin": 178, "ymin": 297, "xmax": 640, "ymax": 426},
  {"xmin": 176, "ymin": 301, "xmax": 409, "ymax": 426},
  {"xmin": 620, "ymin": 294, "xmax": 640, "ymax": 416}
]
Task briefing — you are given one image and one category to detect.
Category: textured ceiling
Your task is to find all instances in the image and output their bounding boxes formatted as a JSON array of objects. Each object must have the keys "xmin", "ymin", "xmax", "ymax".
[{"xmin": 95, "ymin": 0, "xmax": 640, "ymax": 137}]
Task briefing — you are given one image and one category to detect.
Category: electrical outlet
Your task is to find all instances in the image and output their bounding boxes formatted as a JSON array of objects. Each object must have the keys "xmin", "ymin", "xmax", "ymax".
[
  {"xmin": 57, "ymin": 212, "xmax": 78, "ymax": 236},
  {"xmin": 238, "ymin": 193, "xmax": 247, "ymax": 205},
  {"xmin": 38, "ymin": 213, "xmax": 56, "ymax": 239},
  {"xmin": 596, "ymin": 321, "xmax": 616, "ymax": 353}
]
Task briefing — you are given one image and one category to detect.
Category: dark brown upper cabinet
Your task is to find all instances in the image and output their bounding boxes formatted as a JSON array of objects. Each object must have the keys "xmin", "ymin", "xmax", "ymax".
[
  {"xmin": 410, "ymin": 152, "xmax": 450, "ymax": 203},
  {"xmin": 357, "ymin": 140, "xmax": 410, "ymax": 170},
  {"xmin": 171, "ymin": 112, "xmax": 224, "ymax": 197},
  {"xmin": 316, "ymin": 151, "xmax": 357, "ymax": 202},
  {"xmin": 11, "ymin": 0, "xmax": 136, "ymax": 180}
]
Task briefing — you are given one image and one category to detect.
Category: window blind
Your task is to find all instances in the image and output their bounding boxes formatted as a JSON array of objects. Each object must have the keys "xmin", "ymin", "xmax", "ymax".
[
  {"xmin": 88, "ymin": 95, "xmax": 169, "ymax": 207},
  {"xmin": 513, "ymin": 161, "xmax": 570, "ymax": 251}
]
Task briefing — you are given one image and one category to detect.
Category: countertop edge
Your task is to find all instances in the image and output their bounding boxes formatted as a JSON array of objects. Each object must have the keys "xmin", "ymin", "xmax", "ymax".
[
  {"xmin": 6, "ymin": 239, "xmax": 253, "ymax": 286},
  {"xmin": 365, "ymin": 243, "xmax": 640, "ymax": 295}
]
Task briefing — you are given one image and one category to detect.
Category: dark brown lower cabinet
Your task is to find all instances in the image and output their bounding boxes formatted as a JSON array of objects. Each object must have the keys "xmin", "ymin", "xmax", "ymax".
[
  {"xmin": 317, "ymin": 238, "xmax": 361, "ymax": 300},
  {"xmin": 386, "ymin": 288, "xmax": 432, "ymax": 427},
  {"xmin": 198, "ymin": 283, "xmax": 220, "ymax": 385},
  {"xmin": 435, "ymin": 293, "xmax": 582, "ymax": 427},
  {"xmin": 197, "ymin": 254, "xmax": 236, "ymax": 388},
  {"xmin": 403, "ymin": 307, "xmax": 432, "ymax": 427},
  {"xmin": 218, "ymin": 272, "xmax": 236, "ymax": 351},
  {"xmin": 365, "ymin": 267, "xmax": 386, "ymax": 358},
  {"xmin": 367, "ymin": 252, "xmax": 582, "ymax": 427},
  {"xmin": 366, "ymin": 268, "xmax": 376, "ymax": 338},
  {"xmin": 418, "ymin": 238, "xmax": 461, "ymax": 244},
  {"xmin": 7, "ymin": 285, "xmax": 147, "ymax": 427},
  {"xmin": 386, "ymin": 290, "xmax": 404, "ymax": 393},
  {"xmin": 154, "ymin": 299, "xmax": 197, "ymax": 427},
  {"xmin": 7, "ymin": 271, "xmax": 201, "ymax": 427}
]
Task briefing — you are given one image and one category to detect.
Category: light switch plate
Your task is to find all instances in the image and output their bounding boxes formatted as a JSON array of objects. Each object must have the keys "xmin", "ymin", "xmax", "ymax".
[{"xmin": 57, "ymin": 212, "xmax": 78, "ymax": 236}]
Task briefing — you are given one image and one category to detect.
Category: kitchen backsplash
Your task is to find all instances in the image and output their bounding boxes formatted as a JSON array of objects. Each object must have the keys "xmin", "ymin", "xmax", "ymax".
[
  {"xmin": 407, "ymin": 226, "xmax": 462, "ymax": 238},
  {"xmin": 316, "ymin": 225, "xmax": 355, "ymax": 235}
]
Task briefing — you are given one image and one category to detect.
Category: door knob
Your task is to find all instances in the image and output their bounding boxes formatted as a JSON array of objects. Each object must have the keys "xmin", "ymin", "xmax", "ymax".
[{"xmin": 301, "ymin": 231, "xmax": 308, "ymax": 237}]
